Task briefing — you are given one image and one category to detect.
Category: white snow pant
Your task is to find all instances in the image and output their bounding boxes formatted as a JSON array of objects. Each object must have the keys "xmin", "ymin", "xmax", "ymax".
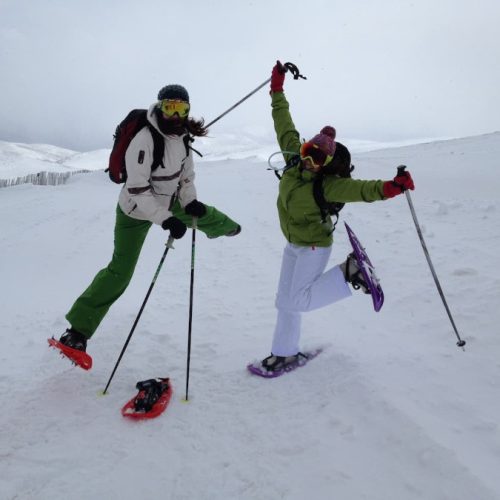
[{"xmin": 271, "ymin": 243, "xmax": 352, "ymax": 356}]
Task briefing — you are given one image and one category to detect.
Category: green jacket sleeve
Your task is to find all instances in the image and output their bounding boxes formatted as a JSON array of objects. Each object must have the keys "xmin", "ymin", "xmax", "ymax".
[
  {"xmin": 271, "ymin": 92, "xmax": 302, "ymax": 163},
  {"xmin": 323, "ymin": 177, "xmax": 386, "ymax": 203},
  {"xmin": 171, "ymin": 200, "xmax": 240, "ymax": 238}
]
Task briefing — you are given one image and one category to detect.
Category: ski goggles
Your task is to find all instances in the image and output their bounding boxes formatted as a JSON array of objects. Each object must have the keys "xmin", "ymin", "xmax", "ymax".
[
  {"xmin": 300, "ymin": 142, "xmax": 333, "ymax": 168},
  {"xmin": 159, "ymin": 99, "xmax": 190, "ymax": 118}
]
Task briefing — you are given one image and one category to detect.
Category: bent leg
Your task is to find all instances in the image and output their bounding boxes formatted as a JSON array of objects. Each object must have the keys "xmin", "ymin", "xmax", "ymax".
[
  {"xmin": 65, "ymin": 206, "xmax": 152, "ymax": 338},
  {"xmin": 289, "ymin": 245, "xmax": 351, "ymax": 312},
  {"xmin": 270, "ymin": 243, "xmax": 352, "ymax": 356},
  {"xmin": 172, "ymin": 201, "xmax": 240, "ymax": 238}
]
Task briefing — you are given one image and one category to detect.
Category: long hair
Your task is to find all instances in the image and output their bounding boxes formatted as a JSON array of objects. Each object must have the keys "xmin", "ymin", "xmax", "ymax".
[
  {"xmin": 322, "ymin": 142, "xmax": 352, "ymax": 178},
  {"xmin": 154, "ymin": 108, "xmax": 208, "ymax": 137},
  {"xmin": 185, "ymin": 117, "xmax": 208, "ymax": 137}
]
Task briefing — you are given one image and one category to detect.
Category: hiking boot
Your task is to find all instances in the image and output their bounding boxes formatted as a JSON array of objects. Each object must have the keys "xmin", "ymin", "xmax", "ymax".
[
  {"xmin": 59, "ymin": 328, "xmax": 87, "ymax": 352},
  {"xmin": 340, "ymin": 253, "xmax": 370, "ymax": 294},
  {"xmin": 261, "ymin": 352, "xmax": 307, "ymax": 373}
]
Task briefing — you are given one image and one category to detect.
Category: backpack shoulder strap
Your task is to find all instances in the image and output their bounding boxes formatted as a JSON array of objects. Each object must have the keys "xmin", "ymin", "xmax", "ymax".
[
  {"xmin": 146, "ymin": 124, "xmax": 165, "ymax": 171},
  {"xmin": 182, "ymin": 134, "xmax": 203, "ymax": 160},
  {"xmin": 312, "ymin": 173, "xmax": 345, "ymax": 229}
]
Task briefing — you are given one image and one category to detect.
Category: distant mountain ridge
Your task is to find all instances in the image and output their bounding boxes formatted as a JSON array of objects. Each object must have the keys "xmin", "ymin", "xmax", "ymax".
[{"xmin": 1, "ymin": 131, "xmax": 499, "ymax": 186}]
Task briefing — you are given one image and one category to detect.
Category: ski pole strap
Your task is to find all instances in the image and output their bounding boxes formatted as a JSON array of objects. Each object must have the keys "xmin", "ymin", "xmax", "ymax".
[
  {"xmin": 283, "ymin": 62, "xmax": 307, "ymax": 80},
  {"xmin": 312, "ymin": 173, "xmax": 345, "ymax": 228}
]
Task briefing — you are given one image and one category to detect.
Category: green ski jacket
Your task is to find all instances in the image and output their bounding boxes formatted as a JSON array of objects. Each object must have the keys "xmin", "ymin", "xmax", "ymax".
[{"xmin": 271, "ymin": 92, "xmax": 386, "ymax": 247}]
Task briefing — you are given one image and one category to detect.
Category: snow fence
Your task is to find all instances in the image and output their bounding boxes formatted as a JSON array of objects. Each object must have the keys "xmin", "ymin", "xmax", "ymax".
[{"xmin": 0, "ymin": 169, "xmax": 92, "ymax": 188}]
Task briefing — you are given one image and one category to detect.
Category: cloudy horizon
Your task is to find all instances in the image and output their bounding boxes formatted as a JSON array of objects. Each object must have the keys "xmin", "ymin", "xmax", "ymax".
[{"xmin": 1, "ymin": 0, "xmax": 499, "ymax": 151}]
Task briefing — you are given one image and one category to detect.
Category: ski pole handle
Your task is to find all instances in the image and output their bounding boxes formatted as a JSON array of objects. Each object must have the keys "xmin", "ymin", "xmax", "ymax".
[
  {"xmin": 397, "ymin": 165, "xmax": 407, "ymax": 176},
  {"xmin": 166, "ymin": 234, "xmax": 175, "ymax": 249}
]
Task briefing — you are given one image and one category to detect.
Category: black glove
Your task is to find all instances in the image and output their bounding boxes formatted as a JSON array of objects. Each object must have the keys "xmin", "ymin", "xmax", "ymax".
[
  {"xmin": 161, "ymin": 217, "xmax": 187, "ymax": 239},
  {"xmin": 184, "ymin": 199, "xmax": 207, "ymax": 217}
]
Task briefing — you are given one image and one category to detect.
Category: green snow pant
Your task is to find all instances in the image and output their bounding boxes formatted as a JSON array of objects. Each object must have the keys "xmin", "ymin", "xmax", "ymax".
[{"xmin": 65, "ymin": 202, "xmax": 239, "ymax": 338}]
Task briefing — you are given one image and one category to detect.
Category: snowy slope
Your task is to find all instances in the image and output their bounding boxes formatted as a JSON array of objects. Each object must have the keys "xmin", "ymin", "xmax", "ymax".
[
  {"xmin": 0, "ymin": 133, "xmax": 447, "ymax": 180},
  {"xmin": 1, "ymin": 133, "xmax": 500, "ymax": 500},
  {"xmin": 0, "ymin": 140, "xmax": 109, "ymax": 178}
]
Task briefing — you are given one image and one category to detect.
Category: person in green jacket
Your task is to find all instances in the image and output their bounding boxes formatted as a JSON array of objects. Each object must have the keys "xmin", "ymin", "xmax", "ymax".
[
  {"xmin": 55, "ymin": 84, "xmax": 241, "ymax": 363},
  {"xmin": 258, "ymin": 62, "xmax": 414, "ymax": 374}
]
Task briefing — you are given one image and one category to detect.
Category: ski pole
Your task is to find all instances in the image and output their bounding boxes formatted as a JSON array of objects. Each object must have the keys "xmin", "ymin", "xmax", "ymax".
[
  {"xmin": 205, "ymin": 62, "xmax": 306, "ymax": 129},
  {"xmin": 102, "ymin": 235, "xmax": 175, "ymax": 395},
  {"xmin": 184, "ymin": 218, "xmax": 197, "ymax": 401},
  {"xmin": 397, "ymin": 165, "xmax": 466, "ymax": 349}
]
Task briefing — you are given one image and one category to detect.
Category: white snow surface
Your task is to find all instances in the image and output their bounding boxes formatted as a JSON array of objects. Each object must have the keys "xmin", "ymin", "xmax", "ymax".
[{"xmin": 1, "ymin": 132, "xmax": 500, "ymax": 500}]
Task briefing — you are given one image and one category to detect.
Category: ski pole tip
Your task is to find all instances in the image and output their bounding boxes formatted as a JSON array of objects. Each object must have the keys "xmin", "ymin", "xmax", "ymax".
[
  {"xmin": 457, "ymin": 339, "xmax": 466, "ymax": 349},
  {"xmin": 98, "ymin": 390, "xmax": 108, "ymax": 397}
]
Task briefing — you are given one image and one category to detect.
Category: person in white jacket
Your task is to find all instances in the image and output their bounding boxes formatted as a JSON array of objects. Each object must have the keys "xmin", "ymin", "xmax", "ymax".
[{"xmin": 57, "ymin": 84, "xmax": 241, "ymax": 358}]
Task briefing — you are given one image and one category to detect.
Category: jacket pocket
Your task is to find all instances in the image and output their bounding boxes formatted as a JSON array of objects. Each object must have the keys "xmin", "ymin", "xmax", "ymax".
[{"xmin": 122, "ymin": 196, "xmax": 138, "ymax": 215}]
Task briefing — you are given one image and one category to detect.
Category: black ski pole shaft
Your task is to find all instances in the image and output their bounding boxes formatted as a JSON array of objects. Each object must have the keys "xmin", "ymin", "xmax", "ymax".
[
  {"xmin": 102, "ymin": 235, "xmax": 175, "ymax": 395},
  {"xmin": 185, "ymin": 218, "xmax": 197, "ymax": 401},
  {"xmin": 205, "ymin": 62, "xmax": 306, "ymax": 129},
  {"xmin": 397, "ymin": 165, "xmax": 466, "ymax": 349}
]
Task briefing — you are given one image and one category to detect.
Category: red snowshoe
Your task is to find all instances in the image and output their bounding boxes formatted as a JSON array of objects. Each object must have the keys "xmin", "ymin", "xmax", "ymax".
[
  {"xmin": 48, "ymin": 331, "xmax": 92, "ymax": 371},
  {"xmin": 122, "ymin": 378, "xmax": 173, "ymax": 420}
]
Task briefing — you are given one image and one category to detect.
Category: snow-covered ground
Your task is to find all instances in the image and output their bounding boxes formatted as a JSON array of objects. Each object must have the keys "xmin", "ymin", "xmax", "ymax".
[{"xmin": 1, "ymin": 132, "xmax": 499, "ymax": 500}]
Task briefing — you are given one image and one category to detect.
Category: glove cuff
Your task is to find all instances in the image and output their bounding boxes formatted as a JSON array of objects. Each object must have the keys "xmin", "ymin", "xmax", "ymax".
[{"xmin": 383, "ymin": 181, "xmax": 402, "ymax": 199}]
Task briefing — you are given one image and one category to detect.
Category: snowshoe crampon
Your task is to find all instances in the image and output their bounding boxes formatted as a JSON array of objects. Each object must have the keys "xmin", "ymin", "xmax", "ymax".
[
  {"xmin": 47, "ymin": 337, "xmax": 92, "ymax": 370},
  {"xmin": 122, "ymin": 378, "xmax": 173, "ymax": 420}
]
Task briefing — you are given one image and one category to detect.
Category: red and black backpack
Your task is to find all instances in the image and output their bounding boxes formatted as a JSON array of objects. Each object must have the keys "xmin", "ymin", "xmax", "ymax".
[{"xmin": 107, "ymin": 109, "xmax": 165, "ymax": 184}]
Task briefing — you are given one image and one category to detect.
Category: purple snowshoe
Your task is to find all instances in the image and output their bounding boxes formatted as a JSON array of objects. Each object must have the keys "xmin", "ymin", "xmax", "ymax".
[
  {"xmin": 247, "ymin": 349, "xmax": 322, "ymax": 378},
  {"xmin": 344, "ymin": 222, "xmax": 384, "ymax": 312}
]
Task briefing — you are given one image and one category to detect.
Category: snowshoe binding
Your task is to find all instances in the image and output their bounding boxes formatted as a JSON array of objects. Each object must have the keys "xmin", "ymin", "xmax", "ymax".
[
  {"xmin": 341, "ymin": 253, "xmax": 370, "ymax": 294},
  {"xmin": 122, "ymin": 378, "xmax": 173, "ymax": 419},
  {"xmin": 247, "ymin": 349, "xmax": 322, "ymax": 378}
]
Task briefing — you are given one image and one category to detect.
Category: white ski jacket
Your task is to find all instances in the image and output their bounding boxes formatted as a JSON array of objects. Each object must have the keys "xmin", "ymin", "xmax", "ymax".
[{"xmin": 118, "ymin": 103, "xmax": 197, "ymax": 225}]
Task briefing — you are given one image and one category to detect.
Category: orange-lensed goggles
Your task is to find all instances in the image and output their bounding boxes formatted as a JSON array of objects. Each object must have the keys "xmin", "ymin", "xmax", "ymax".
[
  {"xmin": 159, "ymin": 99, "xmax": 190, "ymax": 118},
  {"xmin": 300, "ymin": 142, "xmax": 332, "ymax": 167}
]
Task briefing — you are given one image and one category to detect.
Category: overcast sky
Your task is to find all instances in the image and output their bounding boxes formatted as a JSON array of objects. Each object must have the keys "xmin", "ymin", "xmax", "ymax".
[{"xmin": 1, "ymin": 0, "xmax": 499, "ymax": 151}]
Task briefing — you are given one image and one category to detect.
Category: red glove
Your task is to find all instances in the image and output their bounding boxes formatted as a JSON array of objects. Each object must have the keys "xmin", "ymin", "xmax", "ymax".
[
  {"xmin": 383, "ymin": 170, "xmax": 415, "ymax": 198},
  {"xmin": 270, "ymin": 60, "xmax": 286, "ymax": 93}
]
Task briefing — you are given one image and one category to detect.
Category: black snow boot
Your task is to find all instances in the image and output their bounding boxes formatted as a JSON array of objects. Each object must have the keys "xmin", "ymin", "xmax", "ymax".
[
  {"xmin": 261, "ymin": 353, "xmax": 307, "ymax": 373},
  {"xmin": 340, "ymin": 253, "xmax": 370, "ymax": 294},
  {"xmin": 59, "ymin": 328, "xmax": 87, "ymax": 352}
]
